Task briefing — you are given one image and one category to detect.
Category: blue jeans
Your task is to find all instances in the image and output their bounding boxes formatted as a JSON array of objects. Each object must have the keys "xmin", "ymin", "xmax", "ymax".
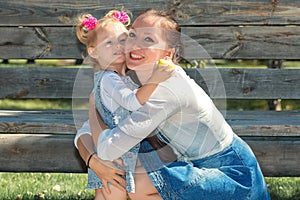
[{"xmin": 139, "ymin": 134, "xmax": 271, "ymax": 200}]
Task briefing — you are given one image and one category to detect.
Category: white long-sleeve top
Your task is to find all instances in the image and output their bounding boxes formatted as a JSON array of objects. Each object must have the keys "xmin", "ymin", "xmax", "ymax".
[{"xmin": 96, "ymin": 67, "xmax": 234, "ymax": 161}]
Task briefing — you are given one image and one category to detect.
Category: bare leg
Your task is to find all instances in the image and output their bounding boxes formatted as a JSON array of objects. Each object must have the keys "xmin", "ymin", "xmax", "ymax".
[
  {"xmin": 94, "ymin": 189, "xmax": 105, "ymax": 200},
  {"xmin": 102, "ymin": 185, "xmax": 128, "ymax": 200},
  {"xmin": 128, "ymin": 166, "xmax": 162, "ymax": 200}
]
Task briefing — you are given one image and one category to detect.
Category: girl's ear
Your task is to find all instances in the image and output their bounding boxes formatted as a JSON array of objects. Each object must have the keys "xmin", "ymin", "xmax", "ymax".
[{"xmin": 87, "ymin": 47, "xmax": 97, "ymax": 59}]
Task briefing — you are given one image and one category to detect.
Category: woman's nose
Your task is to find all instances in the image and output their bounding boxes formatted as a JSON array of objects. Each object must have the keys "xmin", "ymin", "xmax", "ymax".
[{"xmin": 129, "ymin": 39, "xmax": 143, "ymax": 50}]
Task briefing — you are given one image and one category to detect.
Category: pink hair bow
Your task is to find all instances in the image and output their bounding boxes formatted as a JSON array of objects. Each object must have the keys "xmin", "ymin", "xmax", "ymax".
[
  {"xmin": 114, "ymin": 11, "xmax": 129, "ymax": 23},
  {"xmin": 82, "ymin": 16, "xmax": 97, "ymax": 31}
]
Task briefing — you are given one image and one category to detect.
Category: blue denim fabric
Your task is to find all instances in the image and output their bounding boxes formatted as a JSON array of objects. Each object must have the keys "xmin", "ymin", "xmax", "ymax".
[
  {"xmin": 139, "ymin": 134, "xmax": 271, "ymax": 200},
  {"xmin": 86, "ymin": 71, "xmax": 139, "ymax": 193}
]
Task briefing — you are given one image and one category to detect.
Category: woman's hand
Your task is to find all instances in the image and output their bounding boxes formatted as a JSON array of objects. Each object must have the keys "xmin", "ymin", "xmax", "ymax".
[{"xmin": 89, "ymin": 155, "xmax": 126, "ymax": 194}]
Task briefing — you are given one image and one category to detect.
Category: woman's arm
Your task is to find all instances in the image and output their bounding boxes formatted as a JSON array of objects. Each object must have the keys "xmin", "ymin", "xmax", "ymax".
[
  {"xmin": 97, "ymin": 84, "xmax": 180, "ymax": 161},
  {"xmin": 76, "ymin": 133, "xmax": 126, "ymax": 193},
  {"xmin": 75, "ymin": 93, "xmax": 126, "ymax": 193},
  {"xmin": 89, "ymin": 92, "xmax": 108, "ymax": 146}
]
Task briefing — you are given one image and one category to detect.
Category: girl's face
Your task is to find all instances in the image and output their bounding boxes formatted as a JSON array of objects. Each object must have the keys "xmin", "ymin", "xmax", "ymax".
[
  {"xmin": 125, "ymin": 15, "xmax": 172, "ymax": 71},
  {"xmin": 89, "ymin": 23, "xmax": 128, "ymax": 69}
]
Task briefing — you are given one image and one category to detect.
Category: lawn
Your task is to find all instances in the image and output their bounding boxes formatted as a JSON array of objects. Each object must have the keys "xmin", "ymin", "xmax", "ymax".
[{"xmin": 0, "ymin": 173, "xmax": 299, "ymax": 200}]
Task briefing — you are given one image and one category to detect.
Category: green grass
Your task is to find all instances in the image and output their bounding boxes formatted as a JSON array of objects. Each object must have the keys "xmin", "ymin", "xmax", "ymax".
[
  {"xmin": 0, "ymin": 173, "xmax": 94, "ymax": 200},
  {"xmin": 0, "ymin": 173, "xmax": 299, "ymax": 200},
  {"xmin": 266, "ymin": 177, "xmax": 300, "ymax": 200}
]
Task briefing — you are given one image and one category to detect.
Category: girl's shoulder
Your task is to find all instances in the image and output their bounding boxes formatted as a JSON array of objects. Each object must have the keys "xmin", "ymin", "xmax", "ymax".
[{"xmin": 101, "ymin": 70, "xmax": 122, "ymax": 82}]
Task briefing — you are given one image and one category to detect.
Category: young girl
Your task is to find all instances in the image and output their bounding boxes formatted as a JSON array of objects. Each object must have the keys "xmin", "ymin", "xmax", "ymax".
[{"xmin": 76, "ymin": 10, "xmax": 173, "ymax": 200}]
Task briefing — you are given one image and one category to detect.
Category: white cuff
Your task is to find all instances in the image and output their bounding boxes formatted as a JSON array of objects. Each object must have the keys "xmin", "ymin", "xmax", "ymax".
[{"xmin": 74, "ymin": 120, "xmax": 92, "ymax": 149}]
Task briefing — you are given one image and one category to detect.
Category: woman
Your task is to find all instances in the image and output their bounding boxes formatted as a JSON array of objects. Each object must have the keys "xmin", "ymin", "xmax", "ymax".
[{"xmin": 75, "ymin": 9, "xmax": 271, "ymax": 200}]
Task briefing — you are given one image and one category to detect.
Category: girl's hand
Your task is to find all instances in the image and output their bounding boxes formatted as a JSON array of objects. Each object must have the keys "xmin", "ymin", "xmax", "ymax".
[
  {"xmin": 147, "ymin": 60, "xmax": 175, "ymax": 84},
  {"xmin": 89, "ymin": 155, "xmax": 126, "ymax": 194}
]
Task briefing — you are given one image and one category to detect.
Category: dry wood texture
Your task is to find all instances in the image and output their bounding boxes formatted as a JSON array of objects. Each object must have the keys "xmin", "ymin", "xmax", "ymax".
[
  {"xmin": 0, "ymin": 68, "xmax": 299, "ymax": 99},
  {"xmin": 0, "ymin": 26, "xmax": 299, "ymax": 59},
  {"xmin": 0, "ymin": 133, "xmax": 299, "ymax": 176},
  {"xmin": 0, "ymin": 0, "xmax": 299, "ymax": 26},
  {"xmin": 1, "ymin": 110, "xmax": 300, "ymax": 136},
  {"xmin": 0, "ymin": 0, "xmax": 299, "ymax": 59}
]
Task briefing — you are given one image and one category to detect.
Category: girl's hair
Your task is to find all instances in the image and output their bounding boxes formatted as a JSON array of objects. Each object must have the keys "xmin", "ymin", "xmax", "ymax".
[
  {"xmin": 76, "ymin": 10, "xmax": 130, "ymax": 49},
  {"xmin": 136, "ymin": 9, "xmax": 183, "ymax": 63}
]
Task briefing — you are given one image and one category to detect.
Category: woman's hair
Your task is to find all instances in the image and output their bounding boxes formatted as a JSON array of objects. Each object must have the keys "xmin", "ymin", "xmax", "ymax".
[
  {"xmin": 76, "ymin": 10, "xmax": 130, "ymax": 49},
  {"xmin": 136, "ymin": 9, "xmax": 183, "ymax": 63}
]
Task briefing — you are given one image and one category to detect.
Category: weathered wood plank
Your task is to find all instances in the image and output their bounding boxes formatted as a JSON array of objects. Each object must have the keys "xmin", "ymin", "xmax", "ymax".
[
  {"xmin": 0, "ymin": 67, "xmax": 93, "ymax": 99},
  {"xmin": 1, "ymin": 110, "xmax": 300, "ymax": 137},
  {"xmin": 0, "ymin": 133, "xmax": 299, "ymax": 176},
  {"xmin": 1, "ymin": 26, "xmax": 300, "ymax": 59},
  {"xmin": 0, "ymin": 134, "xmax": 85, "ymax": 172},
  {"xmin": 181, "ymin": 26, "xmax": 300, "ymax": 60},
  {"xmin": 244, "ymin": 137, "xmax": 300, "ymax": 177},
  {"xmin": 0, "ymin": 110, "xmax": 85, "ymax": 134},
  {"xmin": 1, "ymin": 68, "xmax": 299, "ymax": 99},
  {"xmin": 0, "ymin": 0, "xmax": 299, "ymax": 26},
  {"xmin": 0, "ymin": 27, "xmax": 84, "ymax": 59},
  {"xmin": 185, "ymin": 68, "xmax": 300, "ymax": 99}
]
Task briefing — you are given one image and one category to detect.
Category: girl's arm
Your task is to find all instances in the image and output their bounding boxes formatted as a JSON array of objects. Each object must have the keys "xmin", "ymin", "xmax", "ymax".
[{"xmin": 101, "ymin": 67, "xmax": 173, "ymax": 112}]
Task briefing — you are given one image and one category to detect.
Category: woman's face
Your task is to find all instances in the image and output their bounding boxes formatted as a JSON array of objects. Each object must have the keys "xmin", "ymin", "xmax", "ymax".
[{"xmin": 125, "ymin": 15, "xmax": 171, "ymax": 70}]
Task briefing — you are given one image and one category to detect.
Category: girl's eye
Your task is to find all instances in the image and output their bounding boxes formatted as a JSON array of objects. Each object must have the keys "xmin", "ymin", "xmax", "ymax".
[
  {"xmin": 119, "ymin": 38, "xmax": 126, "ymax": 44},
  {"xmin": 106, "ymin": 41, "xmax": 113, "ymax": 46},
  {"xmin": 145, "ymin": 37, "xmax": 154, "ymax": 43}
]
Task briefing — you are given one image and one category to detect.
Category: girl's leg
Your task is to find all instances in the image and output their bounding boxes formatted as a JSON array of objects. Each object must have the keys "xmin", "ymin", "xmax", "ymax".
[
  {"xmin": 101, "ymin": 185, "xmax": 128, "ymax": 200},
  {"xmin": 94, "ymin": 188, "xmax": 105, "ymax": 200},
  {"xmin": 128, "ymin": 166, "xmax": 162, "ymax": 200}
]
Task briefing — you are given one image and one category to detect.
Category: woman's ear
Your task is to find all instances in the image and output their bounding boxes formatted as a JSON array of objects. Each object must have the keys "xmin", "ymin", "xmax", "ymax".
[
  {"xmin": 87, "ymin": 46, "xmax": 97, "ymax": 59},
  {"xmin": 167, "ymin": 48, "xmax": 176, "ymax": 60}
]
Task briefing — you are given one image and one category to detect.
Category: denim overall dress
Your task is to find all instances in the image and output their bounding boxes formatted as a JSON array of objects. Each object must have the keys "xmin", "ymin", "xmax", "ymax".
[{"xmin": 87, "ymin": 71, "xmax": 140, "ymax": 193}]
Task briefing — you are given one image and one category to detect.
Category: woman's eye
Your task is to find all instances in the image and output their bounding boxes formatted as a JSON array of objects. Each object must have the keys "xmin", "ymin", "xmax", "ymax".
[
  {"xmin": 128, "ymin": 32, "xmax": 136, "ymax": 38},
  {"xmin": 145, "ymin": 37, "xmax": 154, "ymax": 43}
]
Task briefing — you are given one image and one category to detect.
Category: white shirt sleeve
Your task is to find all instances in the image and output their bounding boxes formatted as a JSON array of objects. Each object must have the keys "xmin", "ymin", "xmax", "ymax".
[
  {"xmin": 74, "ymin": 120, "xmax": 92, "ymax": 149},
  {"xmin": 97, "ymin": 84, "xmax": 180, "ymax": 161},
  {"xmin": 101, "ymin": 72, "xmax": 142, "ymax": 112}
]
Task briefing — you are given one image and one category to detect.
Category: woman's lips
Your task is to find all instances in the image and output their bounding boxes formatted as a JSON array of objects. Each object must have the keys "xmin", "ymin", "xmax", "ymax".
[{"xmin": 129, "ymin": 52, "xmax": 144, "ymax": 60}]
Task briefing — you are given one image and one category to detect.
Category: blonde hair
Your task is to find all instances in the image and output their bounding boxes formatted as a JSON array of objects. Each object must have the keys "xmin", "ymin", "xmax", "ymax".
[{"xmin": 76, "ymin": 10, "xmax": 131, "ymax": 49}]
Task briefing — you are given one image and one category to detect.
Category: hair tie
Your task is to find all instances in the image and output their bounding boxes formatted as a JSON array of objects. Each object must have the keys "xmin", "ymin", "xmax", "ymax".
[
  {"xmin": 113, "ymin": 11, "xmax": 129, "ymax": 24},
  {"xmin": 82, "ymin": 16, "xmax": 97, "ymax": 32}
]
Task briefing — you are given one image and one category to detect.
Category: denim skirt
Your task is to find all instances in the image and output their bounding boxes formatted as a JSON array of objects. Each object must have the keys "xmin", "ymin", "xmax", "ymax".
[{"xmin": 139, "ymin": 134, "xmax": 271, "ymax": 200}]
